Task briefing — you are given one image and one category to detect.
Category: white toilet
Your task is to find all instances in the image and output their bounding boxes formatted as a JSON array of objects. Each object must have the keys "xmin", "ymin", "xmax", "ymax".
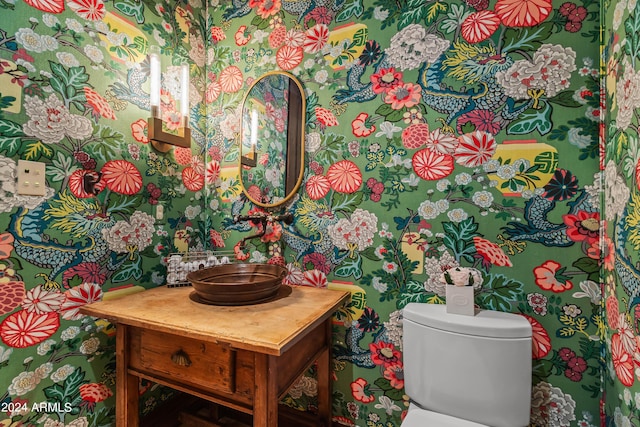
[{"xmin": 401, "ymin": 303, "xmax": 532, "ymax": 427}]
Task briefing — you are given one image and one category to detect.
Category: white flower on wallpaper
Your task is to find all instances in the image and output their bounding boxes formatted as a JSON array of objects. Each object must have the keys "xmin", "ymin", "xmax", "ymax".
[
  {"xmin": 385, "ymin": 24, "xmax": 450, "ymax": 70},
  {"xmin": 23, "ymin": 95, "xmax": 93, "ymax": 144},
  {"xmin": 496, "ymin": 44, "xmax": 577, "ymax": 101},
  {"xmin": 615, "ymin": 58, "xmax": 640, "ymax": 130},
  {"xmin": 604, "ymin": 160, "xmax": 631, "ymax": 221}
]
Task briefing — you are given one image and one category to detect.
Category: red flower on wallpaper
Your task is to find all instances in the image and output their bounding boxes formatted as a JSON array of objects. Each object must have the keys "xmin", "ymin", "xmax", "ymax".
[
  {"xmin": 384, "ymin": 82, "xmax": 422, "ymax": 110},
  {"xmin": 0, "ymin": 232, "xmax": 14, "ymax": 259},
  {"xmin": 473, "ymin": 236, "xmax": 512, "ymax": 267},
  {"xmin": 251, "ymin": 0, "xmax": 281, "ymax": 18},
  {"xmin": 351, "ymin": 112, "xmax": 376, "ymax": 137},
  {"xmin": 370, "ymin": 67, "xmax": 403, "ymax": 95},
  {"xmin": 235, "ymin": 25, "xmax": 251, "ymax": 46},
  {"xmin": 402, "ymin": 123, "xmax": 429, "ymax": 149},
  {"xmin": 269, "ymin": 25, "xmax": 286, "ymax": 49},
  {"xmin": 351, "ymin": 378, "xmax": 375, "ymax": 403},
  {"xmin": 0, "ymin": 310, "xmax": 60, "ymax": 348},
  {"xmin": 206, "ymin": 160, "xmax": 221, "ymax": 184},
  {"xmin": 302, "ymin": 269, "xmax": 328, "ymax": 288},
  {"xmin": 276, "ymin": 45, "xmax": 304, "ymax": 70},
  {"xmin": 304, "ymin": 24, "xmax": 329, "ymax": 53},
  {"xmin": 173, "ymin": 146, "xmax": 193, "ymax": 166},
  {"xmin": 101, "ymin": 160, "xmax": 143, "ymax": 195},
  {"xmin": 611, "ymin": 333, "xmax": 634, "ymax": 387},
  {"xmin": 60, "ymin": 282, "xmax": 103, "ymax": 321},
  {"xmin": 454, "ymin": 131, "xmax": 497, "ymax": 167},
  {"xmin": 182, "ymin": 166, "xmax": 205, "ymax": 192},
  {"xmin": 494, "ymin": 0, "xmax": 552, "ymax": 27},
  {"xmin": 523, "ymin": 314, "xmax": 551, "ymax": 359},
  {"xmin": 461, "ymin": 10, "xmax": 501, "ymax": 43},
  {"xmin": 605, "ymin": 295, "xmax": 620, "ymax": 330},
  {"xmin": 326, "ymin": 160, "xmax": 362, "ymax": 193},
  {"xmin": 0, "ymin": 281, "xmax": 25, "ymax": 316},
  {"xmin": 306, "ymin": 174, "xmax": 331, "ymax": 200},
  {"xmin": 84, "ymin": 87, "xmax": 116, "ymax": 120},
  {"xmin": 130, "ymin": 119, "xmax": 148, "ymax": 144},
  {"xmin": 206, "ymin": 78, "xmax": 222, "ymax": 103},
  {"xmin": 383, "ymin": 361, "xmax": 404, "ymax": 389},
  {"xmin": 24, "ymin": 0, "xmax": 64, "ymax": 14},
  {"xmin": 69, "ymin": 169, "xmax": 105, "ymax": 198},
  {"xmin": 219, "ymin": 66, "xmax": 243, "ymax": 93},
  {"xmin": 369, "ymin": 341, "xmax": 401, "ymax": 366},
  {"xmin": 68, "ymin": 0, "xmax": 105, "ymax": 20},
  {"xmin": 533, "ymin": 260, "xmax": 573, "ymax": 293},
  {"xmin": 315, "ymin": 107, "xmax": 339, "ymax": 127},
  {"xmin": 412, "ymin": 148, "xmax": 454, "ymax": 181},
  {"xmin": 563, "ymin": 211, "xmax": 600, "ymax": 245},
  {"xmin": 62, "ymin": 262, "xmax": 107, "ymax": 288},
  {"xmin": 79, "ymin": 382, "xmax": 113, "ymax": 410}
]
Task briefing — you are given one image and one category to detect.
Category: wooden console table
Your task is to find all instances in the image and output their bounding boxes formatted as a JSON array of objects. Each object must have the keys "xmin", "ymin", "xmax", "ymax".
[{"xmin": 80, "ymin": 285, "xmax": 349, "ymax": 427}]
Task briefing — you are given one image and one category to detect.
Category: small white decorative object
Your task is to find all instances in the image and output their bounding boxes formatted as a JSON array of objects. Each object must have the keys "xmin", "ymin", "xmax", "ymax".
[{"xmin": 441, "ymin": 267, "xmax": 482, "ymax": 316}]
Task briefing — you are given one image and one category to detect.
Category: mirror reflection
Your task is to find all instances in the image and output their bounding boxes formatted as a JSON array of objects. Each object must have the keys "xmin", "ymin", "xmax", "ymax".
[{"xmin": 239, "ymin": 71, "xmax": 305, "ymax": 208}]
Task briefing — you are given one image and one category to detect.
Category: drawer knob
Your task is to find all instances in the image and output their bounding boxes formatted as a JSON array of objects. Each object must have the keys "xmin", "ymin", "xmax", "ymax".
[{"xmin": 171, "ymin": 349, "xmax": 192, "ymax": 367}]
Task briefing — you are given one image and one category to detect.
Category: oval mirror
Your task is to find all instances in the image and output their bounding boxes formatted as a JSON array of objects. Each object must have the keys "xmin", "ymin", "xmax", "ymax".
[{"xmin": 239, "ymin": 71, "xmax": 305, "ymax": 208}]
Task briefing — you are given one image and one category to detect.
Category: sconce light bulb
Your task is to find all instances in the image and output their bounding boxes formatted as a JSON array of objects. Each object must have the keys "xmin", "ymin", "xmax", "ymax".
[
  {"xmin": 180, "ymin": 63, "xmax": 189, "ymax": 125},
  {"xmin": 149, "ymin": 46, "xmax": 161, "ymax": 117}
]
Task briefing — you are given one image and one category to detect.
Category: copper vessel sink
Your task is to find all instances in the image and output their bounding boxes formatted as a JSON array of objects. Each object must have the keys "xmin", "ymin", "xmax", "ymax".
[{"xmin": 187, "ymin": 263, "xmax": 287, "ymax": 305}]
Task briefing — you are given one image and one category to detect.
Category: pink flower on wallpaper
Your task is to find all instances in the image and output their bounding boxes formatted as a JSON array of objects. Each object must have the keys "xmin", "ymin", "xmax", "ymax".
[
  {"xmin": 454, "ymin": 131, "xmax": 497, "ymax": 167},
  {"xmin": 304, "ymin": 24, "xmax": 329, "ymax": 53},
  {"xmin": 523, "ymin": 314, "xmax": 551, "ymax": 359},
  {"xmin": 60, "ymin": 282, "xmax": 103, "ymax": 321},
  {"xmin": 611, "ymin": 333, "xmax": 634, "ymax": 387},
  {"xmin": 351, "ymin": 378, "xmax": 375, "ymax": 403},
  {"xmin": 494, "ymin": 0, "xmax": 552, "ymax": 27},
  {"xmin": 22, "ymin": 285, "xmax": 65, "ymax": 314},
  {"xmin": 0, "ymin": 310, "xmax": 60, "ymax": 348},
  {"xmin": 24, "ymin": 0, "xmax": 65, "ymax": 14},
  {"xmin": 68, "ymin": 0, "xmax": 105, "ymax": 21},
  {"xmin": 384, "ymin": 82, "xmax": 422, "ymax": 110},
  {"xmin": 461, "ymin": 10, "xmax": 501, "ymax": 43},
  {"xmin": 412, "ymin": 148, "xmax": 454, "ymax": 181},
  {"xmin": 276, "ymin": 45, "xmax": 303, "ymax": 70},
  {"xmin": 533, "ymin": 260, "xmax": 573, "ymax": 293}
]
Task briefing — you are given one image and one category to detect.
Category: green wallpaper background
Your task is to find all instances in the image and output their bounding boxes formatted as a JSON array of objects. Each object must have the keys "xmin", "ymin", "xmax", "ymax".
[{"xmin": 0, "ymin": 0, "xmax": 629, "ymax": 426}]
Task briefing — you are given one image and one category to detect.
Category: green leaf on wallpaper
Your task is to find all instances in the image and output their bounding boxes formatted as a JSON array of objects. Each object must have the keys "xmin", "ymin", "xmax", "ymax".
[
  {"xmin": 507, "ymin": 103, "xmax": 552, "ymax": 135},
  {"xmin": 332, "ymin": 191, "xmax": 363, "ymax": 212},
  {"xmin": 91, "ymin": 125, "xmax": 125, "ymax": 161},
  {"xmin": 502, "ymin": 23, "xmax": 553, "ymax": 53},
  {"xmin": 48, "ymin": 62, "xmax": 90, "ymax": 111},
  {"xmin": 43, "ymin": 366, "xmax": 86, "ymax": 411},
  {"xmin": 0, "ymin": 118, "xmax": 24, "ymax": 137},
  {"xmin": 374, "ymin": 378, "xmax": 404, "ymax": 401},
  {"xmin": 478, "ymin": 274, "xmax": 522, "ymax": 311},
  {"xmin": 335, "ymin": 0, "xmax": 363, "ymax": 22},
  {"xmin": 114, "ymin": 0, "xmax": 145, "ymax": 24},
  {"xmin": 624, "ymin": 11, "xmax": 640, "ymax": 60},
  {"xmin": 361, "ymin": 246, "xmax": 379, "ymax": 261},
  {"xmin": 442, "ymin": 218, "xmax": 479, "ymax": 263},
  {"xmin": 89, "ymin": 407, "xmax": 115, "ymax": 427},
  {"xmin": 548, "ymin": 90, "xmax": 582, "ymax": 108},
  {"xmin": 573, "ymin": 257, "xmax": 599, "ymax": 281},
  {"xmin": 375, "ymin": 103, "xmax": 405, "ymax": 123},
  {"xmin": 251, "ymin": 14, "xmax": 270, "ymax": 30},
  {"xmin": 398, "ymin": 0, "xmax": 425, "ymax": 30},
  {"xmin": 335, "ymin": 255, "xmax": 363, "ymax": 280},
  {"xmin": 23, "ymin": 141, "xmax": 53, "ymax": 160},
  {"xmin": 112, "ymin": 256, "xmax": 142, "ymax": 282}
]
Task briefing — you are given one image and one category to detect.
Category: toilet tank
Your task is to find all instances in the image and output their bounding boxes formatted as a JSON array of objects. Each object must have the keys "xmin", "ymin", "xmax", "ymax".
[{"xmin": 402, "ymin": 303, "xmax": 532, "ymax": 427}]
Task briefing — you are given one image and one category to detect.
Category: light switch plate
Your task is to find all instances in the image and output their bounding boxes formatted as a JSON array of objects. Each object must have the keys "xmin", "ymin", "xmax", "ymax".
[{"xmin": 16, "ymin": 160, "xmax": 47, "ymax": 196}]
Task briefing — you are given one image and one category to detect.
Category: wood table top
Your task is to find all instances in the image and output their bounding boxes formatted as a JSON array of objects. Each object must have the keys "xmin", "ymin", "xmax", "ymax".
[{"xmin": 80, "ymin": 285, "xmax": 349, "ymax": 355}]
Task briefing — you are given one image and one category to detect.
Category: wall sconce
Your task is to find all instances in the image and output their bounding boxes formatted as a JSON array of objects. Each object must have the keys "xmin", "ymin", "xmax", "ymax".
[
  {"xmin": 148, "ymin": 46, "xmax": 191, "ymax": 153},
  {"xmin": 240, "ymin": 109, "xmax": 258, "ymax": 167}
]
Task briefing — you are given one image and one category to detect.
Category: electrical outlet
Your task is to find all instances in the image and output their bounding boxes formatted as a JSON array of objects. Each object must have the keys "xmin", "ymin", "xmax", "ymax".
[{"xmin": 16, "ymin": 160, "xmax": 47, "ymax": 196}]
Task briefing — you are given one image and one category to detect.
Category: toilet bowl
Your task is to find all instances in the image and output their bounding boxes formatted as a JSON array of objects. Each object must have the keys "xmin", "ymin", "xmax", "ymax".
[
  {"xmin": 401, "ymin": 303, "xmax": 532, "ymax": 427},
  {"xmin": 402, "ymin": 403, "xmax": 487, "ymax": 427}
]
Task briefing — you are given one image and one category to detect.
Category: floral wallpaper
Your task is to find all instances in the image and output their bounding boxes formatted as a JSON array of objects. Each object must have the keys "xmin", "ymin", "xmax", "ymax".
[
  {"xmin": 603, "ymin": 0, "xmax": 640, "ymax": 426},
  {"xmin": 209, "ymin": 0, "xmax": 603, "ymax": 426},
  {"xmin": 0, "ymin": 1, "xmax": 619, "ymax": 427}
]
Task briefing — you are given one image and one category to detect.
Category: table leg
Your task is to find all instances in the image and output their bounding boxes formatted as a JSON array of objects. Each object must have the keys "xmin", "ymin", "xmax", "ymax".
[
  {"xmin": 116, "ymin": 324, "xmax": 139, "ymax": 427},
  {"xmin": 316, "ymin": 320, "xmax": 332, "ymax": 427},
  {"xmin": 253, "ymin": 353, "xmax": 279, "ymax": 427}
]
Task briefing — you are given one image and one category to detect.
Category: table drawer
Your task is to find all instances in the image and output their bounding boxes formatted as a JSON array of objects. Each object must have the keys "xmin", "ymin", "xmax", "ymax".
[{"xmin": 136, "ymin": 329, "xmax": 235, "ymax": 394}]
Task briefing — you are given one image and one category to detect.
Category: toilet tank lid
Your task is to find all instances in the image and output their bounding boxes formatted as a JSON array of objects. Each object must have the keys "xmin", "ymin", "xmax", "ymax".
[{"xmin": 403, "ymin": 303, "xmax": 532, "ymax": 338}]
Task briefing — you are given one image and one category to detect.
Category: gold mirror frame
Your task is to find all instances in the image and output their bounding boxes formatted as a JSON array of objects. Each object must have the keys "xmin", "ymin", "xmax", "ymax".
[{"xmin": 239, "ymin": 71, "xmax": 305, "ymax": 209}]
